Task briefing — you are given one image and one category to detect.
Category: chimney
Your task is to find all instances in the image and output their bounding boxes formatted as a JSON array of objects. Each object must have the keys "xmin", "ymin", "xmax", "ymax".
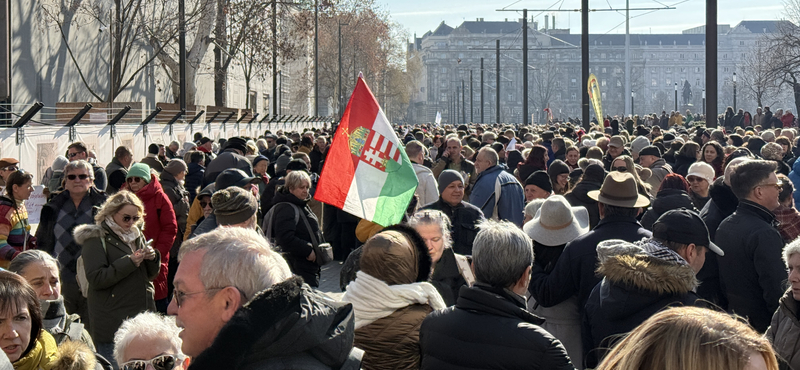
[
  {"xmin": 544, "ymin": 15, "xmax": 549, "ymax": 30},
  {"xmin": 552, "ymin": 15, "xmax": 556, "ymax": 29},
  {"xmin": 533, "ymin": 21, "xmax": 538, "ymax": 30}
]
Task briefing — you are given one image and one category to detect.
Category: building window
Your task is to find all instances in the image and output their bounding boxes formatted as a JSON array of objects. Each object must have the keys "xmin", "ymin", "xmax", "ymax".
[
  {"xmin": 723, "ymin": 67, "xmax": 729, "ymax": 73},
  {"xmin": 601, "ymin": 92, "xmax": 606, "ymax": 100},
  {"xmin": 723, "ymin": 54, "xmax": 728, "ymax": 59},
  {"xmin": 666, "ymin": 67, "xmax": 671, "ymax": 73},
  {"xmin": 616, "ymin": 79, "xmax": 622, "ymax": 87},
  {"xmin": 652, "ymin": 79, "xmax": 657, "ymax": 86},
  {"xmin": 602, "ymin": 80, "xmax": 607, "ymax": 87},
  {"xmin": 666, "ymin": 78, "xmax": 671, "ymax": 86},
  {"xmin": 557, "ymin": 93, "xmax": 562, "ymax": 100},
  {"xmin": 681, "ymin": 67, "xmax": 686, "ymax": 73},
  {"xmin": 615, "ymin": 68, "xmax": 622, "ymax": 74},
  {"xmin": 602, "ymin": 68, "xmax": 607, "ymax": 73},
  {"xmin": 601, "ymin": 53, "xmax": 606, "ymax": 59},
  {"xmin": 508, "ymin": 93, "xmax": 515, "ymax": 101},
  {"xmin": 442, "ymin": 67, "xmax": 447, "ymax": 73},
  {"xmin": 740, "ymin": 41, "xmax": 745, "ymax": 45},
  {"xmin": 695, "ymin": 67, "xmax": 701, "ymax": 73},
  {"xmin": 571, "ymin": 92, "xmax": 577, "ymax": 100}
]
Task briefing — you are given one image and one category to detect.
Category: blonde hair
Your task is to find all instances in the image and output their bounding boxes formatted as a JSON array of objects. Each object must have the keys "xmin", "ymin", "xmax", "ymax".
[
  {"xmin": 597, "ymin": 307, "xmax": 779, "ymax": 370},
  {"xmin": 94, "ymin": 190, "xmax": 145, "ymax": 228}
]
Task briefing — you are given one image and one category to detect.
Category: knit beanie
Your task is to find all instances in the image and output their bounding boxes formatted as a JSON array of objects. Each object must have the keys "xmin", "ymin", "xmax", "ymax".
[
  {"xmin": 437, "ymin": 170, "xmax": 464, "ymax": 195},
  {"xmin": 252, "ymin": 155, "xmax": 269, "ymax": 168},
  {"xmin": 275, "ymin": 154, "xmax": 292, "ymax": 174},
  {"xmin": 547, "ymin": 160, "xmax": 570, "ymax": 179},
  {"xmin": 525, "ymin": 171, "xmax": 552, "ymax": 193},
  {"xmin": 52, "ymin": 155, "xmax": 69, "ymax": 172},
  {"xmin": 212, "ymin": 187, "xmax": 258, "ymax": 226},
  {"xmin": 164, "ymin": 159, "xmax": 188, "ymax": 176},
  {"xmin": 630, "ymin": 136, "xmax": 650, "ymax": 154},
  {"xmin": 224, "ymin": 137, "xmax": 248, "ymax": 154},
  {"xmin": 639, "ymin": 145, "xmax": 662, "ymax": 158},
  {"xmin": 126, "ymin": 163, "xmax": 152, "ymax": 183}
]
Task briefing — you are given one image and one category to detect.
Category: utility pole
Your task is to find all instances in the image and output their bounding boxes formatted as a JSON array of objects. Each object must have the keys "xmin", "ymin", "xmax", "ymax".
[
  {"xmin": 338, "ymin": 22, "xmax": 348, "ymax": 119},
  {"xmin": 496, "ymin": 39, "xmax": 500, "ymax": 124},
  {"xmin": 314, "ymin": 0, "xmax": 319, "ymax": 116},
  {"xmin": 470, "ymin": 70, "xmax": 474, "ymax": 122},
  {"xmin": 179, "ymin": 0, "xmax": 186, "ymax": 117},
  {"xmin": 674, "ymin": 82, "xmax": 678, "ymax": 112},
  {"xmin": 461, "ymin": 79, "xmax": 466, "ymax": 124},
  {"xmin": 522, "ymin": 9, "xmax": 528, "ymax": 126},
  {"xmin": 733, "ymin": 71, "xmax": 737, "ymax": 111},
  {"xmin": 624, "ymin": 0, "xmax": 631, "ymax": 116},
  {"xmin": 272, "ymin": 0, "xmax": 278, "ymax": 116},
  {"xmin": 581, "ymin": 0, "xmax": 590, "ymax": 130},
  {"xmin": 706, "ymin": 0, "xmax": 718, "ymax": 127},
  {"xmin": 480, "ymin": 58, "xmax": 484, "ymax": 123}
]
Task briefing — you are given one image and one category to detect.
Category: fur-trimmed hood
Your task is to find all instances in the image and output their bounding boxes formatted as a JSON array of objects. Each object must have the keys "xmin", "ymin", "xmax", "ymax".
[
  {"xmin": 188, "ymin": 276, "xmax": 362, "ymax": 370},
  {"xmin": 72, "ymin": 224, "xmax": 106, "ymax": 246},
  {"xmin": 597, "ymin": 253, "xmax": 698, "ymax": 295}
]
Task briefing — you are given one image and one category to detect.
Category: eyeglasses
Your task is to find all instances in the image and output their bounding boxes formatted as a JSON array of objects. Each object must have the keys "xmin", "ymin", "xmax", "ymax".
[
  {"xmin": 68, "ymin": 151, "xmax": 84, "ymax": 158},
  {"xmin": 127, "ymin": 177, "xmax": 143, "ymax": 183},
  {"xmin": 1, "ymin": 166, "xmax": 17, "ymax": 172},
  {"xmin": 756, "ymin": 181, "xmax": 783, "ymax": 191},
  {"xmin": 172, "ymin": 287, "xmax": 226, "ymax": 308},
  {"xmin": 199, "ymin": 201, "xmax": 212, "ymax": 208},
  {"xmin": 686, "ymin": 176, "xmax": 706, "ymax": 183},
  {"xmin": 66, "ymin": 174, "xmax": 90, "ymax": 181},
  {"xmin": 612, "ymin": 166, "xmax": 628, "ymax": 172},
  {"xmin": 121, "ymin": 214, "xmax": 141, "ymax": 223},
  {"xmin": 121, "ymin": 354, "xmax": 179, "ymax": 370}
]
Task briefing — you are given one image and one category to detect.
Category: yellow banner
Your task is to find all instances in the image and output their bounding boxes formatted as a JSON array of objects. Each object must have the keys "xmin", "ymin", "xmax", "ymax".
[{"xmin": 588, "ymin": 73, "xmax": 603, "ymax": 120}]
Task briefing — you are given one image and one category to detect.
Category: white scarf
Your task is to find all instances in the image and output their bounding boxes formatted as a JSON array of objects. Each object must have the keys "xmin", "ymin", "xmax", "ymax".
[
  {"xmin": 104, "ymin": 217, "xmax": 141, "ymax": 252},
  {"xmin": 342, "ymin": 271, "xmax": 446, "ymax": 329}
]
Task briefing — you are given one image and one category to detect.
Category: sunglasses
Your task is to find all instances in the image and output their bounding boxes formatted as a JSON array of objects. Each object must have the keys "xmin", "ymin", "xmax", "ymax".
[
  {"xmin": 756, "ymin": 181, "xmax": 783, "ymax": 191},
  {"xmin": 121, "ymin": 214, "xmax": 141, "ymax": 223},
  {"xmin": 121, "ymin": 354, "xmax": 178, "ymax": 370},
  {"xmin": 127, "ymin": 177, "xmax": 143, "ymax": 183},
  {"xmin": 199, "ymin": 201, "xmax": 212, "ymax": 208},
  {"xmin": 1, "ymin": 166, "xmax": 17, "ymax": 171},
  {"xmin": 686, "ymin": 176, "xmax": 706, "ymax": 183},
  {"xmin": 612, "ymin": 166, "xmax": 628, "ymax": 172},
  {"xmin": 67, "ymin": 174, "xmax": 90, "ymax": 181},
  {"xmin": 68, "ymin": 151, "xmax": 84, "ymax": 158}
]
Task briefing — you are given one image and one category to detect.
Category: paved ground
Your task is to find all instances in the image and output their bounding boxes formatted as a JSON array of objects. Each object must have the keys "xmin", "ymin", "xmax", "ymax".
[{"xmin": 319, "ymin": 262, "xmax": 344, "ymax": 300}]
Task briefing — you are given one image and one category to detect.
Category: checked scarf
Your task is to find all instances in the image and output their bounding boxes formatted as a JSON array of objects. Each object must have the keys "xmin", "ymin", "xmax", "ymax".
[{"xmin": 53, "ymin": 195, "xmax": 94, "ymax": 274}]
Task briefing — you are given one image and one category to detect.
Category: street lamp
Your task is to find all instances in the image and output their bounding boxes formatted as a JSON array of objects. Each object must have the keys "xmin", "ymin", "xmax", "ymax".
[
  {"xmin": 631, "ymin": 90, "xmax": 635, "ymax": 117},
  {"xmin": 674, "ymin": 82, "xmax": 678, "ymax": 112},
  {"xmin": 733, "ymin": 72, "xmax": 737, "ymax": 112},
  {"xmin": 702, "ymin": 89, "xmax": 706, "ymax": 117}
]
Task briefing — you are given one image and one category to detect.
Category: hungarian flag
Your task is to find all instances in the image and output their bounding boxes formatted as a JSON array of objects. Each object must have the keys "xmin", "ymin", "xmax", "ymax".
[{"xmin": 315, "ymin": 76, "xmax": 418, "ymax": 227}]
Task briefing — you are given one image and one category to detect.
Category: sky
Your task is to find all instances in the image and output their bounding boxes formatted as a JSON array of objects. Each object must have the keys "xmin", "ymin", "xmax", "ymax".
[{"xmin": 379, "ymin": 0, "xmax": 787, "ymax": 39}]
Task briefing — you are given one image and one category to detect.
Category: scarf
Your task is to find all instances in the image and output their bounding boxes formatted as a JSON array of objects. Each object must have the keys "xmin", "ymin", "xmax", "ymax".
[
  {"xmin": 13, "ymin": 330, "xmax": 58, "ymax": 370},
  {"xmin": 40, "ymin": 298, "xmax": 67, "ymax": 335},
  {"xmin": 104, "ymin": 217, "xmax": 141, "ymax": 252},
  {"xmin": 342, "ymin": 271, "xmax": 446, "ymax": 329},
  {"xmin": 53, "ymin": 193, "xmax": 94, "ymax": 259}
]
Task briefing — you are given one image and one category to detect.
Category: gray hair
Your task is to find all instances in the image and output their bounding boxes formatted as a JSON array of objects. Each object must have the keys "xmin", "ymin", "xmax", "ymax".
[
  {"xmin": 8, "ymin": 250, "xmax": 59, "ymax": 275},
  {"xmin": 784, "ymin": 239, "xmax": 800, "ymax": 267},
  {"xmin": 478, "ymin": 147, "xmax": 499, "ymax": 166},
  {"xmin": 178, "ymin": 228, "xmax": 292, "ymax": 301},
  {"xmin": 472, "ymin": 219, "xmax": 533, "ymax": 288},
  {"xmin": 407, "ymin": 209, "xmax": 452, "ymax": 249},
  {"xmin": 64, "ymin": 160, "xmax": 94, "ymax": 179},
  {"xmin": 285, "ymin": 170, "xmax": 311, "ymax": 191},
  {"xmin": 113, "ymin": 312, "xmax": 184, "ymax": 365}
]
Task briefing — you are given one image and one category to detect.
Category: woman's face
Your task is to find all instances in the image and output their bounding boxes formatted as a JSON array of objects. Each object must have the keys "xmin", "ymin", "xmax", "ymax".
[
  {"xmin": 788, "ymin": 253, "xmax": 800, "ymax": 301},
  {"xmin": 290, "ymin": 179, "xmax": 311, "ymax": 200},
  {"xmin": 112, "ymin": 204, "xmax": 141, "ymax": 232},
  {"xmin": 127, "ymin": 176, "xmax": 146, "ymax": 192},
  {"xmin": 556, "ymin": 173, "xmax": 569, "ymax": 188},
  {"xmin": 254, "ymin": 161, "xmax": 268, "ymax": 176},
  {"xmin": 566, "ymin": 150, "xmax": 579, "ymax": 165},
  {"xmin": 12, "ymin": 180, "xmax": 32, "ymax": 201},
  {"xmin": 0, "ymin": 300, "xmax": 32, "ymax": 362},
  {"xmin": 416, "ymin": 224, "xmax": 445, "ymax": 264},
  {"xmin": 434, "ymin": 138, "xmax": 442, "ymax": 147},
  {"xmin": 122, "ymin": 335, "xmax": 185, "ymax": 370},
  {"xmin": 703, "ymin": 146, "xmax": 717, "ymax": 163},
  {"xmin": 612, "ymin": 159, "xmax": 628, "ymax": 172},
  {"xmin": 19, "ymin": 261, "xmax": 60, "ymax": 301},
  {"xmin": 782, "ymin": 144, "xmax": 790, "ymax": 155},
  {"xmin": 687, "ymin": 176, "xmax": 710, "ymax": 195},
  {"xmin": 174, "ymin": 172, "xmax": 186, "ymax": 182}
]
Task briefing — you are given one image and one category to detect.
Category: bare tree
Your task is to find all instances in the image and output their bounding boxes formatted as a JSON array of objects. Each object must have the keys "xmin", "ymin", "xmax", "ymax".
[
  {"xmin": 767, "ymin": 7, "xmax": 800, "ymax": 114},
  {"xmin": 529, "ymin": 53, "xmax": 562, "ymax": 124},
  {"xmin": 741, "ymin": 37, "xmax": 778, "ymax": 108}
]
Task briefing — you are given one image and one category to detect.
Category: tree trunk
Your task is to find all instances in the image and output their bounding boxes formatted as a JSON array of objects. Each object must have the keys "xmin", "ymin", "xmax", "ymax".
[
  {"xmin": 213, "ymin": 0, "xmax": 228, "ymax": 107},
  {"xmin": 794, "ymin": 82, "xmax": 800, "ymax": 120}
]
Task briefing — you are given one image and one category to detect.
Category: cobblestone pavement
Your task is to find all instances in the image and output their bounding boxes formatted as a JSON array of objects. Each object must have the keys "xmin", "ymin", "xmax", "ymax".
[{"xmin": 318, "ymin": 262, "xmax": 344, "ymax": 300}]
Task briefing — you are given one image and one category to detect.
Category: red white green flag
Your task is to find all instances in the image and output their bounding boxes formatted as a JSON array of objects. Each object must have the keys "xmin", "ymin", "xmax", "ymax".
[{"xmin": 315, "ymin": 76, "xmax": 418, "ymax": 227}]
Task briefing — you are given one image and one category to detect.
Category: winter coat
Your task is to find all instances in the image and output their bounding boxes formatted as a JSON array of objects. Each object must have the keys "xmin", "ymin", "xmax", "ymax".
[
  {"xmin": 203, "ymin": 151, "xmax": 253, "ymax": 187},
  {"xmin": 267, "ymin": 188, "xmax": 323, "ymax": 287},
  {"xmin": 36, "ymin": 188, "xmax": 107, "ymax": 280},
  {"xmin": 413, "ymin": 163, "xmax": 439, "ymax": 207},
  {"xmin": 0, "ymin": 196, "xmax": 33, "ymax": 266},
  {"xmin": 784, "ymin": 112, "xmax": 796, "ymax": 128},
  {"xmin": 767, "ymin": 290, "xmax": 800, "ymax": 370},
  {"xmin": 91, "ymin": 164, "xmax": 108, "ymax": 192},
  {"xmin": 310, "ymin": 146, "xmax": 327, "ymax": 174},
  {"xmin": 420, "ymin": 284, "xmax": 575, "ymax": 370},
  {"xmin": 602, "ymin": 149, "xmax": 632, "ymax": 171},
  {"xmin": 469, "ymin": 165, "xmax": 525, "ymax": 227},
  {"xmin": 185, "ymin": 162, "xmax": 205, "ymax": 203},
  {"xmin": 565, "ymin": 180, "xmax": 602, "ymax": 230},
  {"xmin": 187, "ymin": 276, "xmax": 363, "ymax": 370},
  {"xmin": 672, "ymin": 154, "xmax": 696, "ymax": 177},
  {"xmin": 765, "ymin": 110, "xmax": 775, "ymax": 128},
  {"xmin": 528, "ymin": 215, "xmax": 652, "ymax": 313},
  {"xmin": 697, "ymin": 178, "xmax": 737, "ymax": 308},
  {"xmin": 355, "ymin": 304, "xmax": 431, "ymax": 370},
  {"xmin": 104, "ymin": 157, "xmax": 127, "ymax": 195},
  {"xmin": 583, "ymin": 251, "xmax": 703, "ymax": 367},
  {"xmin": 645, "ymin": 158, "xmax": 672, "ymax": 191},
  {"xmin": 128, "ymin": 173, "xmax": 177, "ymax": 301},
  {"xmin": 421, "ymin": 198, "xmax": 485, "ymax": 256},
  {"xmin": 140, "ymin": 155, "xmax": 165, "ymax": 173},
  {"xmin": 431, "ymin": 156, "xmax": 477, "ymax": 199},
  {"xmin": 160, "ymin": 171, "xmax": 190, "ymax": 259},
  {"xmin": 717, "ymin": 200, "xmax": 787, "ymax": 333},
  {"xmin": 429, "ymin": 248, "xmax": 468, "ymax": 306},
  {"xmin": 640, "ymin": 189, "xmax": 697, "ymax": 230},
  {"xmin": 792, "ymin": 161, "xmax": 800, "ymax": 208},
  {"xmin": 73, "ymin": 223, "xmax": 159, "ymax": 343}
]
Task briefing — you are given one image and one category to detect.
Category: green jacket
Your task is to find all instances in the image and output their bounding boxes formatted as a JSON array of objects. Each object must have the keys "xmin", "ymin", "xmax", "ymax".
[{"xmin": 73, "ymin": 222, "xmax": 160, "ymax": 343}]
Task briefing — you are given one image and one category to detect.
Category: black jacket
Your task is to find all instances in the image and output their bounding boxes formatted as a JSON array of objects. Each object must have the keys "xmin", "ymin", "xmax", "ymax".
[
  {"xmin": 697, "ymin": 178, "xmax": 737, "ymax": 308},
  {"xmin": 565, "ymin": 180, "xmax": 602, "ymax": 230},
  {"xmin": 528, "ymin": 215, "xmax": 652, "ymax": 312},
  {"xmin": 188, "ymin": 277, "xmax": 363, "ymax": 370},
  {"xmin": 309, "ymin": 147, "xmax": 327, "ymax": 174},
  {"xmin": 430, "ymin": 248, "xmax": 468, "ymax": 306},
  {"xmin": 717, "ymin": 200, "xmax": 787, "ymax": 333},
  {"xmin": 420, "ymin": 284, "xmax": 574, "ymax": 370},
  {"xmin": 185, "ymin": 162, "xmax": 205, "ymax": 204},
  {"xmin": 268, "ymin": 189, "xmax": 323, "ymax": 287},
  {"xmin": 640, "ymin": 189, "xmax": 697, "ymax": 230},
  {"xmin": 421, "ymin": 198, "xmax": 485, "ymax": 256},
  {"xmin": 104, "ymin": 158, "xmax": 127, "ymax": 195},
  {"xmin": 672, "ymin": 154, "xmax": 696, "ymax": 177},
  {"xmin": 583, "ymin": 249, "xmax": 703, "ymax": 367}
]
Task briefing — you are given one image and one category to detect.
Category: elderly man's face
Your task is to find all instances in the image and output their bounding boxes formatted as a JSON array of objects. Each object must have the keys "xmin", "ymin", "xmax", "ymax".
[
  {"xmin": 474, "ymin": 153, "xmax": 490, "ymax": 174},
  {"xmin": 607, "ymin": 145, "xmax": 623, "ymax": 158},
  {"xmin": 167, "ymin": 250, "xmax": 228, "ymax": 358}
]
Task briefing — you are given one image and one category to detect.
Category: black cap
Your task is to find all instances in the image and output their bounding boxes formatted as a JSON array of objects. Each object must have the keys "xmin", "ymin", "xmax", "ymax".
[
  {"xmin": 224, "ymin": 137, "xmax": 248, "ymax": 154},
  {"xmin": 639, "ymin": 145, "xmax": 662, "ymax": 158},
  {"xmin": 652, "ymin": 209, "xmax": 724, "ymax": 256},
  {"xmin": 286, "ymin": 159, "xmax": 309, "ymax": 172},
  {"xmin": 199, "ymin": 137, "xmax": 212, "ymax": 145},
  {"xmin": 215, "ymin": 169, "xmax": 259, "ymax": 190},
  {"xmin": 662, "ymin": 133, "xmax": 676, "ymax": 143},
  {"xmin": 524, "ymin": 171, "xmax": 553, "ymax": 193}
]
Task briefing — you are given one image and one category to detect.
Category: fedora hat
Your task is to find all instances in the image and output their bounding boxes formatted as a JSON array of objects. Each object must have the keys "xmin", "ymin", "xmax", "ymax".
[
  {"xmin": 524, "ymin": 195, "xmax": 590, "ymax": 247},
  {"xmin": 587, "ymin": 172, "xmax": 650, "ymax": 208}
]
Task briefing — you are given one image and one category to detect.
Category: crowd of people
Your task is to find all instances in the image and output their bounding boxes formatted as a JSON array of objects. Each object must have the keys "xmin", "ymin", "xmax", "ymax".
[{"xmin": 0, "ymin": 113, "xmax": 798, "ymax": 369}]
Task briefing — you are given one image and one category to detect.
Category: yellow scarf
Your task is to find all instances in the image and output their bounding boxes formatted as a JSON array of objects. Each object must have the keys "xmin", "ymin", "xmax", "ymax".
[{"xmin": 13, "ymin": 330, "xmax": 57, "ymax": 370}]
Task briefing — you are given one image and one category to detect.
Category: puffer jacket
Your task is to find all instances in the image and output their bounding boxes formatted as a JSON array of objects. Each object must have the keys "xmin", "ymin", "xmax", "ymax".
[
  {"xmin": 413, "ymin": 163, "xmax": 439, "ymax": 207},
  {"xmin": 127, "ymin": 173, "xmax": 177, "ymax": 301},
  {"xmin": 767, "ymin": 290, "xmax": 800, "ymax": 370},
  {"xmin": 565, "ymin": 180, "xmax": 602, "ymax": 230},
  {"xmin": 420, "ymin": 284, "xmax": 574, "ymax": 370},
  {"xmin": 421, "ymin": 198, "xmax": 485, "ymax": 256},
  {"xmin": 640, "ymin": 189, "xmax": 697, "ymax": 230},
  {"xmin": 187, "ymin": 277, "xmax": 363, "ymax": 370},
  {"xmin": 583, "ymin": 241, "xmax": 703, "ymax": 367}
]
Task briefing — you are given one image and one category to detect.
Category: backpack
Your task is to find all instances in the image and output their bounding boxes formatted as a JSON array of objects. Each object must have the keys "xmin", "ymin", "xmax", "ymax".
[
  {"xmin": 47, "ymin": 170, "xmax": 64, "ymax": 193},
  {"xmin": 76, "ymin": 237, "xmax": 106, "ymax": 298}
]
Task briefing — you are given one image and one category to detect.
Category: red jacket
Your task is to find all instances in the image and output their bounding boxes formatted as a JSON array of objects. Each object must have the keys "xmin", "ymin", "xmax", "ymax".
[
  {"xmin": 126, "ymin": 173, "xmax": 177, "ymax": 300},
  {"xmin": 782, "ymin": 113, "xmax": 795, "ymax": 128}
]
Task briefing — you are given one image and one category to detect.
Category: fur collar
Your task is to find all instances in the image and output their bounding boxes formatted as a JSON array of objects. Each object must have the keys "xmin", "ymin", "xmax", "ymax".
[
  {"xmin": 597, "ymin": 254, "xmax": 698, "ymax": 294},
  {"xmin": 709, "ymin": 177, "xmax": 738, "ymax": 215},
  {"xmin": 72, "ymin": 224, "xmax": 106, "ymax": 246}
]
